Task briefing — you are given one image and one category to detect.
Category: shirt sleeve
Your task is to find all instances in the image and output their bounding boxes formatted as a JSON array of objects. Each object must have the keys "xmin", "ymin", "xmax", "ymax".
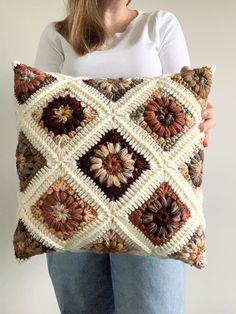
[
  {"xmin": 155, "ymin": 10, "xmax": 192, "ymax": 74},
  {"xmin": 34, "ymin": 22, "xmax": 65, "ymax": 72}
]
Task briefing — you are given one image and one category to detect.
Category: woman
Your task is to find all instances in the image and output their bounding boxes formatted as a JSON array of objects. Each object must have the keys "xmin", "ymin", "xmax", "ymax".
[{"xmin": 34, "ymin": 1, "xmax": 216, "ymax": 313}]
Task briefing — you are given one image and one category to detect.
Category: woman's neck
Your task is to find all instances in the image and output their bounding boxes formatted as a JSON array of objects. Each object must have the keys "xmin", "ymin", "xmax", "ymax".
[{"xmin": 98, "ymin": 0, "xmax": 138, "ymax": 36}]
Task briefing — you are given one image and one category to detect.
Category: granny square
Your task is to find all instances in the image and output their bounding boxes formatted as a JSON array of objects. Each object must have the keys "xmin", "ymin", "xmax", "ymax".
[{"xmin": 12, "ymin": 61, "xmax": 215, "ymax": 269}]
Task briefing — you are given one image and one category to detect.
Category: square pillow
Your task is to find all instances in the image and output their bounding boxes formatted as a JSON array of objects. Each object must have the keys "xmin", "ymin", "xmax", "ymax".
[{"xmin": 12, "ymin": 61, "xmax": 215, "ymax": 269}]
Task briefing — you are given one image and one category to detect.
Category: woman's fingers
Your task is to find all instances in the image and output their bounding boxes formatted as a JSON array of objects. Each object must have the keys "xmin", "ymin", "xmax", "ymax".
[
  {"xmin": 202, "ymin": 101, "xmax": 216, "ymax": 118},
  {"xmin": 199, "ymin": 112, "xmax": 216, "ymax": 132},
  {"xmin": 203, "ymin": 131, "xmax": 211, "ymax": 147},
  {"xmin": 201, "ymin": 101, "xmax": 217, "ymax": 131},
  {"xmin": 203, "ymin": 118, "xmax": 216, "ymax": 132},
  {"xmin": 180, "ymin": 66, "xmax": 190, "ymax": 72}
]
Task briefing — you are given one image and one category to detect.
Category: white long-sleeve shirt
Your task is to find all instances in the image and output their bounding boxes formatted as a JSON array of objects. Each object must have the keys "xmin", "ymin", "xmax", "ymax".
[{"xmin": 34, "ymin": 9, "xmax": 191, "ymax": 77}]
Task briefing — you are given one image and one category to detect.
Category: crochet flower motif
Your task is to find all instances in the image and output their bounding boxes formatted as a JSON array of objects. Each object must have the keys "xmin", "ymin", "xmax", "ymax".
[
  {"xmin": 129, "ymin": 183, "xmax": 190, "ymax": 245},
  {"xmin": 130, "ymin": 95, "xmax": 195, "ymax": 152},
  {"xmin": 143, "ymin": 93, "xmax": 186, "ymax": 138},
  {"xmin": 83, "ymin": 77, "xmax": 143, "ymax": 101},
  {"xmin": 169, "ymin": 227, "xmax": 207, "ymax": 269},
  {"xmin": 32, "ymin": 92, "xmax": 97, "ymax": 146},
  {"xmin": 40, "ymin": 95, "xmax": 85, "ymax": 136},
  {"xmin": 77, "ymin": 129, "xmax": 150, "ymax": 201},
  {"xmin": 82, "ymin": 229, "xmax": 131, "ymax": 253},
  {"xmin": 172, "ymin": 67, "xmax": 212, "ymax": 99},
  {"xmin": 98, "ymin": 78, "xmax": 133, "ymax": 92},
  {"xmin": 14, "ymin": 64, "xmax": 56, "ymax": 104},
  {"xmin": 15, "ymin": 131, "xmax": 46, "ymax": 192},
  {"xmin": 188, "ymin": 149, "xmax": 204, "ymax": 187},
  {"xmin": 89, "ymin": 142, "xmax": 135, "ymax": 188},
  {"xmin": 13, "ymin": 219, "xmax": 55, "ymax": 259},
  {"xmin": 179, "ymin": 149, "xmax": 204, "ymax": 189},
  {"xmin": 142, "ymin": 197, "xmax": 182, "ymax": 237},
  {"xmin": 31, "ymin": 177, "xmax": 97, "ymax": 240}
]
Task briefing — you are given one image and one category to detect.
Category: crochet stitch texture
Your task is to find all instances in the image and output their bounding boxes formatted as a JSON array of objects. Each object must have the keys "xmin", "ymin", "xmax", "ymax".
[{"xmin": 12, "ymin": 61, "xmax": 215, "ymax": 269}]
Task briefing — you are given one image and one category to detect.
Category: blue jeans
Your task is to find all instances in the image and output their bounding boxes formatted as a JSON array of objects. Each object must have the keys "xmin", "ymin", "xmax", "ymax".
[{"xmin": 46, "ymin": 251, "xmax": 186, "ymax": 314}]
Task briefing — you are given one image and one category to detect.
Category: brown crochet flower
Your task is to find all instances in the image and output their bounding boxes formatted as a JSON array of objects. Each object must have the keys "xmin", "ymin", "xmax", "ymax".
[
  {"xmin": 16, "ymin": 142, "xmax": 35, "ymax": 183},
  {"xmin": 14, "ymin": 64, "xmax": 56, "ymax": 104},
  {"xmin": 40, "ymin": 95, "xmax": 84, "ymax": 136},
  {"xmin": 83, "ymin": 78, "xmax": 143, "ymax": 101},
  {"xmin": 129, "ymin": 183, "xmax": 190, "ymax": 245},
  {"xmin": 142, "ymin": 197, "xmax": 182, "ymax": 238},
  {"xmin": 14, "ymin": 64, "xmax": 46, "ymax": 95},
  {"xmin": 31, "ymin": 177, "xmax": 97, "ymax": 240},
  {"xmin": 13, "ymin": 220, "xmax": 55, "ymax": 259},
  {"xmin": 170, "ymin": 227, "xmax": 207, "ymax": 269},
  {"xmin": 89, "ymin": 142, "xmax": 135, "ymax": 188},
  {"xmin": 174, "ymin": 68, "xmax": 212, "ymax": 99},
  {"xmin": 188, "ymin": 149, "xmax": 204, "ymax": 187},
  {"xmin": 143, "ymin": 94, "xmax": 186, "ymax": 138},
  {"xmin": 15, "ymin": 131, "xmax": 46, "ymax": 192}
]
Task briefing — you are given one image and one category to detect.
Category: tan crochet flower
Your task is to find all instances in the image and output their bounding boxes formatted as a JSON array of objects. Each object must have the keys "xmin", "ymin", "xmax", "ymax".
[
  {"xmin": 87, "ymin": 229, "xmax": 130, "ymax": 253},
  {"xmin": 174, "ymin": 67, "xmax": 212, "ymax": 99},
  {"xmin": 83, "ymin": 77, "xmax": 143, "ymax": 101},
  {"xmin": 170, "ymin": 227, "xmax": 207, "ymax": 269},
  {"xmin": 89, "ymin": 142, "xmax": 135, "ymax": 188},
  {"xmin": 96, "ymin": 78, "xmax": 133, "ymax": 93}
]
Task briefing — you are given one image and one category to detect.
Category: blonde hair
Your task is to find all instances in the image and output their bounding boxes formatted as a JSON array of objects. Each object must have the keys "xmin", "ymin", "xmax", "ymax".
[{"xmin": 55, "ymin": 0, "xmax": 132, "ymax": 56}]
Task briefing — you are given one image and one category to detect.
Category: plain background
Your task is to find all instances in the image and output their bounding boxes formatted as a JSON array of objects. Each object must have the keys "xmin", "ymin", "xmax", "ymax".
[{"xmin": 0, "ymin": 0, "xmax": 235, "ymax": 313}]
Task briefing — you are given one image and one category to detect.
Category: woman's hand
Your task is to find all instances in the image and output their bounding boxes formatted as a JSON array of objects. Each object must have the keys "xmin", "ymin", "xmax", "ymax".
[
  {"xmin": 180, "ymin": 66, "xmax": 216, "ymax": 148},
  {"xmin": 200, "ymin": 100, "xmax": 216, "ymax": 147}
]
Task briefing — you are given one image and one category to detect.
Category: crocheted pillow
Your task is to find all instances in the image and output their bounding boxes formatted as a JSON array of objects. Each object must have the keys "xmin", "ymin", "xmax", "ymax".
[{"xmin": 12, "ymin": 61, "xmax": 215, "ymax": 269}]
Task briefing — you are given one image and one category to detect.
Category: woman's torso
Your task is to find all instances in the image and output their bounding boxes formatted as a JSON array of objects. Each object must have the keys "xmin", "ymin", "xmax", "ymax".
[
  {"xmin": 34, "ymin": 9, "xmax": 191, "ymax": 77},
  {"xmin": 60, "ymin": 10, "xmax": 162, "ymax": 77}
]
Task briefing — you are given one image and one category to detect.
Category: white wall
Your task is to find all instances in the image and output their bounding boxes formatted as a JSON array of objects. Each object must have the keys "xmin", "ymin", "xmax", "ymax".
[{"xmin": 0, "ymin": 1, "xmax": 235, "ymax": 313}]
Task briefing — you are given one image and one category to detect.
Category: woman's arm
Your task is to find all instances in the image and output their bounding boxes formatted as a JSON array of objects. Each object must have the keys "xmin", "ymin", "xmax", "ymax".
[
  {"xmin": 156, "ymin": 10, "xmax": 192, "ymax": 74},
  {"xmin": 34, "ymin": 22, "xmax": 64, "ymax": 72}
]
